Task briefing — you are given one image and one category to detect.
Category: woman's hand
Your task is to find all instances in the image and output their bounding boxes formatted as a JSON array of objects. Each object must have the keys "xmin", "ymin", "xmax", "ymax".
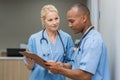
[{"xmin": 25, "ymin": 57, "xmax": 35, "ymax": 70}]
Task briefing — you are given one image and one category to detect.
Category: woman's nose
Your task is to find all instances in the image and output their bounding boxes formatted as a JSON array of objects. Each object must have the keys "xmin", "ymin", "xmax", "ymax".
[{"xmin": 53, "ymin": 20, "xmax": 57, "ymax": 25}]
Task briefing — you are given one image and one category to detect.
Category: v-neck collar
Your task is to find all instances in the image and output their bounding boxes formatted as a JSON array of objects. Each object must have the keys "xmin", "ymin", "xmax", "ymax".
[{"xmin": 44, "ymin": 30, "xmax": 58, "ymax": 45}]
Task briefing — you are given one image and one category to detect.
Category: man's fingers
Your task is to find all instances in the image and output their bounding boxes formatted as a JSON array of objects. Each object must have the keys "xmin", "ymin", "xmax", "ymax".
[{"xmin": 45, "ymin": 62, "xmax": 53, "ymax": 66}]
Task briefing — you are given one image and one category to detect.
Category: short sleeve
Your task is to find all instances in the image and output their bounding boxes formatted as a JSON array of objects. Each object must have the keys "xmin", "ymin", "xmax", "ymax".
[
  {"xmin": 23, "ymin": 36, "xmax": 36, "ymax": 63},
  {"xmin": 27, "ymin": 36, "xmax": 37, "ymax": 53},
  {"xmin": 64, "ymin": 35, "xmax": 74, "ymax": 63},
  {"xmin": 79, "ymin": 37, "xmax": 102, "ymax": 74}
]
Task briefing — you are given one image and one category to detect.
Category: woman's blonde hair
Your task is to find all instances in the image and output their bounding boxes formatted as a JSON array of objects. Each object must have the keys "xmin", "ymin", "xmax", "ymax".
[{"xmin": 41, "ymin": 4, "xmax": 58, "ymax": 19}]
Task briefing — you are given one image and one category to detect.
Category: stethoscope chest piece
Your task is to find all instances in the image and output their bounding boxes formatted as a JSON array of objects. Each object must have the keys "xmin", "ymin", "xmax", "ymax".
[{"xmin": 43, "ymin": 53, "xmax": 50, "ymax": 56}]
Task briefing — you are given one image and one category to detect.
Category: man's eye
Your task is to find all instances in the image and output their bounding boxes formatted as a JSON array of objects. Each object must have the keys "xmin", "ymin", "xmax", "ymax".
[{"xmin": 69, "ymin": 20, "xmax": 74, "ymax": 23}]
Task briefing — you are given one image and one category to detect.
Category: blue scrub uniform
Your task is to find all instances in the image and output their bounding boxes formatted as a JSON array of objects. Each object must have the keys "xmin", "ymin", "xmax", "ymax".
[
  {"xmin": 27, "ymin": 30, "xmax": 73, "ymax": 80},
  {"xmin": 71, "ymin": 30, "xmax": 110, "ymax": 80}
]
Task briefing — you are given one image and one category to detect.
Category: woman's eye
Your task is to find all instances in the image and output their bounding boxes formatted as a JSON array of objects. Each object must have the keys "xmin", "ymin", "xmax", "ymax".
[
  {"xmin": 48, "ymin": 19, "xmax": 53, "ymax": 21},
  {"xmin": 55, "ymin": 17, "xmax": 58, "ymax": 20}
]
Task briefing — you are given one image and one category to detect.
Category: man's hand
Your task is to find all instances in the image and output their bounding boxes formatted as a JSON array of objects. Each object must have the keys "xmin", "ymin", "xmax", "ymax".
[{"xmin": 45, "ymin": 61, "xmax": 63, "ymax": 74}]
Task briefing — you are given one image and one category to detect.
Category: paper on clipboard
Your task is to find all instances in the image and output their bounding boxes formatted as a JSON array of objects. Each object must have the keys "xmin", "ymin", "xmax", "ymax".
[{"xmin": 19, "ymin": 51, "xmax": 47, "ymax": 69}]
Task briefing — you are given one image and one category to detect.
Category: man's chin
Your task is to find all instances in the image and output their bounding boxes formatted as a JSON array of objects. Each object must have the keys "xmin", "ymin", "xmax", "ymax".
[{"xmin": 73, "ymin": 30, "xmax": 79, "ymax": 34}]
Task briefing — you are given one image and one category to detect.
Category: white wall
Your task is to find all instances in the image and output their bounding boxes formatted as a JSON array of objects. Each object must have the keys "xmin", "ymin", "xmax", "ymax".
[
  {"xmin": 87, "ymin": 0, "xmax": 99, "ymax": 30},
  {"xmin": 99, "ymin": 0, "xmax": 120, "ymax": 80},
  {"xmin": 115, "ymin": 0, "xmax": 120, "ymax": 79}
]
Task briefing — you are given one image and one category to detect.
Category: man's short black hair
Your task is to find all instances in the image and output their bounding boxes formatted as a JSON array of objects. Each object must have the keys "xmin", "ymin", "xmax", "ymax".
[{"xmin": 71, "ymin": 3, "xmax": 90, "ymax": 16}]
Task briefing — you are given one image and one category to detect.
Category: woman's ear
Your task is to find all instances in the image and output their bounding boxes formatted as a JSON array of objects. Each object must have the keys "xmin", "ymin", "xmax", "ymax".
[{"xmin": 41, "ymin": 18, "xmax": 44, "ymax": 26}]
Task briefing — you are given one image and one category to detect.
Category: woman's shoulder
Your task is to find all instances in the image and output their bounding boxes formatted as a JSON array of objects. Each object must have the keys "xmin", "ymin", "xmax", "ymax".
[
  {"xmin": 59, "ymin": 30, "xmax": 71, "ymax": 37},
  {"xmin": 30, "ymin": 30, "xmax": 42, "ymax": 38}
]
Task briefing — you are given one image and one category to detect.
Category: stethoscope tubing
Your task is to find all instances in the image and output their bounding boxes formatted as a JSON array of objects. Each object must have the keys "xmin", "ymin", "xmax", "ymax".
[
  {"xmin": 72, "ymin": 26, "xmax": 94, "ymax": 62},
  {"xmin": 40, "ymin": 29, "xmax": 66, "ymax": 57}
]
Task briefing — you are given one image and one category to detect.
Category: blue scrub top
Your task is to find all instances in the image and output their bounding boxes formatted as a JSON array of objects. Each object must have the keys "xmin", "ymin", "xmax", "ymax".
[
  {"xmin": 71, "ymin": 30, "xmax": 110, "ymax": 80},
  {"xmin": 27, "ymin": 30, "xmax": 73, "ymax": 80}
]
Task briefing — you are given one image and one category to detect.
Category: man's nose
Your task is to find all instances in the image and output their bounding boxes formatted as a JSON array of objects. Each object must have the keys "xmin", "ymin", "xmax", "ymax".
[{"xmin": 68, "ymin": 23, "xmax": 72, "ymax": 28}]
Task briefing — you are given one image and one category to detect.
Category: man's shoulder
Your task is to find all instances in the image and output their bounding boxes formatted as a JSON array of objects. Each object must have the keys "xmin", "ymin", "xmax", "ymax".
[
  {"xmin": 85, "ymin": 30, "xmax": 103, "ymax": 43},
  {"xmin": 90, "ymin": 30, "xmax": 102, "ymax": 38}
]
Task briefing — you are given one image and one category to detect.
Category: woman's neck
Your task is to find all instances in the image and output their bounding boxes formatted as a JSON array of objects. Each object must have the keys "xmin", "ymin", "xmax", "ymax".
[{"xmin": 45, "ymin": 29, "xmax": 58, "ymax": 44}]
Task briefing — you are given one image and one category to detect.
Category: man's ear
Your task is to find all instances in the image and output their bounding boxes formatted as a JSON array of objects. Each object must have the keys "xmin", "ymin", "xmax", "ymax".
[{"xmin": 82, "ymin": 15, "xmax": 87, "ymax": 23}]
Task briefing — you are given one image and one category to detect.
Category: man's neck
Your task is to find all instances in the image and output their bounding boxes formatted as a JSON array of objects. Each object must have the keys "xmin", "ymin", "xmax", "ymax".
[
  {"xmin": 83, "ymin": 25, "xmax": 93, "ymax": 35},
  {"xmin": 82, "ymin": 24, "xmax": 92, "ymax": 35}
]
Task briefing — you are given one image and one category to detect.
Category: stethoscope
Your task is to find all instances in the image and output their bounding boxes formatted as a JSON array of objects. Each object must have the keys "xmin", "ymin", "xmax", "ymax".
[
  {"xmin": 40, "ymin": 29, "xmax": 67, "ymax": 62},
  {"xmin": 72, "ymin": 26, "xmax": 94, "ymax": 62}
]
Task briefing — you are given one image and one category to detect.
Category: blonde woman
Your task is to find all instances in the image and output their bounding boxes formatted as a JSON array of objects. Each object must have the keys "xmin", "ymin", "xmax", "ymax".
[{"xmin": 24, "ymin": 4, "xmax": 73, "ymax": 80}]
